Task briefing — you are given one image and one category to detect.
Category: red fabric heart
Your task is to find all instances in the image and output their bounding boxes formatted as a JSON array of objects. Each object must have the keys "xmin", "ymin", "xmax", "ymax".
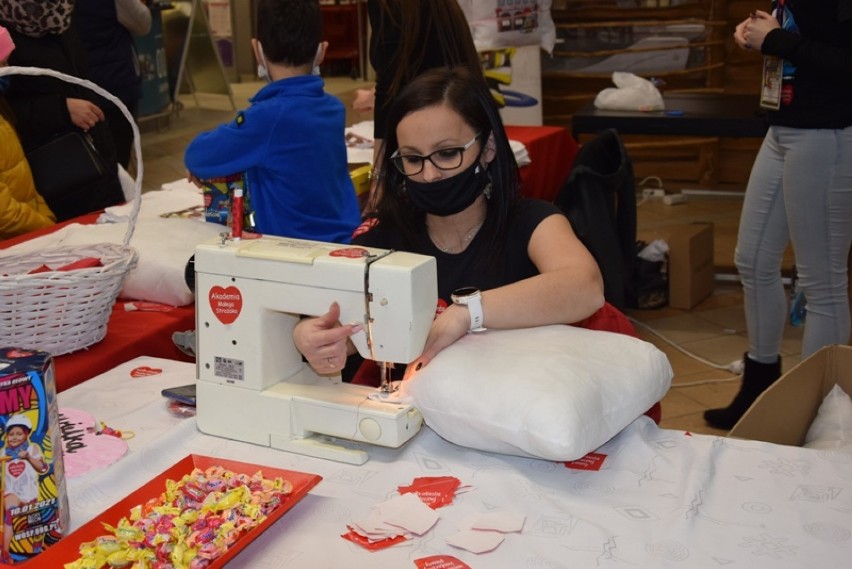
[
  {"xmin": 208, "ymin": 285, "xmax": 243, "ymax": 325},
  {"xmin": 398, "ymin": 476, "xmax": 462, "ymax": 509},
  {"xmin": 8, "ymin": 461, "xmax": 25, "ymax": 478},
  {"xmin": 130, "ymin": 366, "xmax": 163, "ymax": 378},
  {"xmin": 26, "ymin": 257, "xmax": 103, "ymax": 274},
  {"xmin": 57, "ymin": 257, "xmax": 103, "ymax": 271},
  {"xmin": 415, "ymin": 556, "xmax": 471, "ymax": 569},
  {"xmin": 27, "ymin": 264, "xmax": 53, "ymax": 274}
]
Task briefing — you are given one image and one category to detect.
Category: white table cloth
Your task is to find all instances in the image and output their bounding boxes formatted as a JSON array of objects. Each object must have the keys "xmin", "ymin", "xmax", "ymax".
[{"xmin": 59, "ymin": 357, "xmax": 852, "ymax": 568}]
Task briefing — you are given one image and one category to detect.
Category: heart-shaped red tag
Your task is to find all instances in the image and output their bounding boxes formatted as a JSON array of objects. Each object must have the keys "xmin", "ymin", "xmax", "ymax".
[
  {"xmin": 415, "ymin": 556, "xmax": 471, "ymax": 569},
  {"xmin": 329, "ymin": 247, "xmax": 369, "ymax": 259},
  {"xmin": 130, "ymin": 366, "xmax": 163, "ymax": 378},
  {"xmin": 398, "ymin": 476, "xmax": 462, "ymax": 509},
  {"xmin": 209, "ymin": 286, "xmax": 243, "ymax": 325},
  {"xmin": 8, "ymin": 461, "xmax": 25, "ymax": 478}
]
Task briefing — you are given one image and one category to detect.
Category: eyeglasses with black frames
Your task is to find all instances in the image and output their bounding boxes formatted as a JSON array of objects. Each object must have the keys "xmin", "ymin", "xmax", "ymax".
[{"xmin": 390, "ymin": 133, "xmax": 480, "ymax": 177}]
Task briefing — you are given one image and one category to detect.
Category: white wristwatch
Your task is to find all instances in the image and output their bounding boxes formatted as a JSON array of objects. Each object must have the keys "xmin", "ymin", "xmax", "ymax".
[{"xmin": 451, "ymin": 286, "xmax": 486, "ymax": 333}]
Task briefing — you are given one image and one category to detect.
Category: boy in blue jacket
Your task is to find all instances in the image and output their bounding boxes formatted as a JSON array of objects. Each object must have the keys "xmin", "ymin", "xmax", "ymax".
[{"xmin": 184, "ymin": 0, "xmax": 360, "ymax": 243}]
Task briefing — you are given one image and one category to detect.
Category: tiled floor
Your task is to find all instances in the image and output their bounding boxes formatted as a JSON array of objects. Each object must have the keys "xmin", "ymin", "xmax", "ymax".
[{"xmin": 137, "ymin": 76, "xmax": 806, "ymax": 438}]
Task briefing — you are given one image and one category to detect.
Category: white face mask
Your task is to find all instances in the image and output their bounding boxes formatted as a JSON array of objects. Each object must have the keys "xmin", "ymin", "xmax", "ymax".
[
  {"xmin": 257, "ymin": 63, "xmax": 270, "ymax": 82},
  {"xmin": 312, "ymin": 43, "xmax": 322, "ymax": 76},
  {"xmin": 256, "ymin": 42, "xmax": 270, "ymax": 83},
  {"xmin": 256, "ymin": 42, "xmax": 322, "ymax": 81}
]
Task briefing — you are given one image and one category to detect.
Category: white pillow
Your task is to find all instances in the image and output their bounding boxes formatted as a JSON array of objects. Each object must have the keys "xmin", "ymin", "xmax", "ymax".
[
  {"xmin": 400, "ymin": 325, "xmax": 672, "ymax": 461},
  {"xmin": 804, "ymin": 384, "xmax": 852, "ymax": 453}
]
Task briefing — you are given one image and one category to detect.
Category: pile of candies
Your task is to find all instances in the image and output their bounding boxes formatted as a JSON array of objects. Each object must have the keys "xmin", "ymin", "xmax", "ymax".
[{"xmin": 65, "ymin": 466, "xmax": 293, "ymax": 569}]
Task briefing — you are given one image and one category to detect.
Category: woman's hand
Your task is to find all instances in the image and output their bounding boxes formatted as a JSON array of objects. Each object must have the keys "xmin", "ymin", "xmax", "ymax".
[
  {"xmin": 734, "ymin": 10, "xmax": 779, "ymax": 52},
  {"xmin": 67, "ymin": 98, "xmax": 105, "ymax": 131},
  {"xmin": 405, "ymin": 304, "xmax": 470, "ymax": 376},
  {"xmin": 293, "ymin": 302, "xmax": 363, "ymax": 374},
  {"xmin": 352, "ymin": 87, "xmax": 375, "ymax": 113}
]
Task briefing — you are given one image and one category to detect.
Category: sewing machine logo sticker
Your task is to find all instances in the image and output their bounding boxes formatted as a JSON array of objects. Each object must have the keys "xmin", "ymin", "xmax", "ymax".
[
  {"xmin": 209, "ymin": 285, "xmax": 243, "ymax": 325},
  {"xmin": 329, "ymin": 247, "xmax": 369, "ymax": 259}
]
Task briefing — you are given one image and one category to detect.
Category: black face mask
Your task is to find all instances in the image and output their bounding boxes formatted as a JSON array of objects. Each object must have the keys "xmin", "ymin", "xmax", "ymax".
[{"xmin": 404, "ymin": 157, "xmax": 490, "ymax": 217}]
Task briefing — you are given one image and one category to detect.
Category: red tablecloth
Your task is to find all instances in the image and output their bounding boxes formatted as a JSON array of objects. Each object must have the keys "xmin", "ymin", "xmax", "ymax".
[
  {"xmin": 50, "ymin": 301, "xmax": 195, "ymax": 392},
  {"xmin": 1, "ymin": 212, "xmax": 196, "ymax": 393},
  {"xmin": 505, "ymin": 125, "xmax": 578, "ymax": 202}
]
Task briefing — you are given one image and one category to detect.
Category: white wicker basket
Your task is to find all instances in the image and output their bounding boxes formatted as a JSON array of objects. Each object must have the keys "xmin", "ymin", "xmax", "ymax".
[{"xmin": 0, "ymin": 66, "xmax": 143, "ymax": 356}]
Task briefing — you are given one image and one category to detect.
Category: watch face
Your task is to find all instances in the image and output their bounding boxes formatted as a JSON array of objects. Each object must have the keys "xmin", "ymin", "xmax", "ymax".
[{"xmin": 453, "ymin": 286, "xmax": 479, "ymax": 298}]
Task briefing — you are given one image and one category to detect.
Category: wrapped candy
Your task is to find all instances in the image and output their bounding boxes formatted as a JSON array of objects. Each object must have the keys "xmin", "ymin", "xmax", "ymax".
[{"xmin": 64, "ymin": 467, "xmax": 292, "ymax": 569}]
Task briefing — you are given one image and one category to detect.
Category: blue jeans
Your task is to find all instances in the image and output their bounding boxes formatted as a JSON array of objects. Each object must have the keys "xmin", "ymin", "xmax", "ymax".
[{"xmin": 735, "ymin": 125, "xmax": 852, "ymax": 361}]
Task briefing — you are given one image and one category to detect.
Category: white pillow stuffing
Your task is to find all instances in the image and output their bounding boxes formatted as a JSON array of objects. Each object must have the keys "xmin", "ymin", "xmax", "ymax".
[
  {"xmin": 804, "ymin": 384, "xmax": 852, "ymax": 454},
  {"xmin": 399, "ymin": 325, "xmax": 672, "ymax": 461}
]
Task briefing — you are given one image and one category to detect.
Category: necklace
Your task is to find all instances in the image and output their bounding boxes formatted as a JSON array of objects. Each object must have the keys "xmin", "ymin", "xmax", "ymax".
[{"xmin": 429, "ymin": 221, "xmax": 484, "ymax": 253}]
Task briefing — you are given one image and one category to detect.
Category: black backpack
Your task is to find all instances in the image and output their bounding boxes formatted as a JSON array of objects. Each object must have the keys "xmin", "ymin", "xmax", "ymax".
[{"xmin": 554, "ymin": 129, "xmax": 637, "ymax": 311}]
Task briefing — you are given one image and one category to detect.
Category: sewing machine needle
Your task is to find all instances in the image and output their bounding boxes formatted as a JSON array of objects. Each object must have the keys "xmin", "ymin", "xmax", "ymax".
[{"xmin": 379, "ymin": 361, "xmax": 394, "ymax": 393}]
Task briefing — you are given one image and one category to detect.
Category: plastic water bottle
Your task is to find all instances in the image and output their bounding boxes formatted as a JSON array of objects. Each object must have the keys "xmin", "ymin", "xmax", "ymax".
[{"xmin": 789, "ymin": 269, "xmax": 806, "ymax": 326}]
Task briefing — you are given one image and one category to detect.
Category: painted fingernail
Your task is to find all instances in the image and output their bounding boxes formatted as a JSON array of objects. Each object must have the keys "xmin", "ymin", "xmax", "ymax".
[{"xmin": 415, "ymin": 362, "xmax": 423, "ymax": 371}]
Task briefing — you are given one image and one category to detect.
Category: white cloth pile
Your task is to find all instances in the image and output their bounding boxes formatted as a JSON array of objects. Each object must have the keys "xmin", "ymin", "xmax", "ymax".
[{"xmin": 2, "ymin": 181, "xmax": 219, "ymax": 306}]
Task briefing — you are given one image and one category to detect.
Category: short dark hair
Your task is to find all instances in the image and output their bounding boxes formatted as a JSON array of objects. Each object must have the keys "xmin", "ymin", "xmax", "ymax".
[{"xmin": 254, "ymin": 0, "xmax": 322, "ymax": 66}]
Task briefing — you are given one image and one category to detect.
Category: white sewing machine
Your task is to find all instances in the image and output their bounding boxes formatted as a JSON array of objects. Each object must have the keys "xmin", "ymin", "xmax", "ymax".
[{"xmin": 194, "ymin": 235, "xmax": 437, "ymax": 464}]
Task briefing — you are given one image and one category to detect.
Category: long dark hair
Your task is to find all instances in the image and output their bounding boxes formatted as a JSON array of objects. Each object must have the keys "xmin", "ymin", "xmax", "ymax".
[
  {"xmin": 374, "ymin": 67, "xmax": 521, "ymax": 268},
  {"xmin": 372, "ymin": 0, "xmax": 482, "ymax": 101}
]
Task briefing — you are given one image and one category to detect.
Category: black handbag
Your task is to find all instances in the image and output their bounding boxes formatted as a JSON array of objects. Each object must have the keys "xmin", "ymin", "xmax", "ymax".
[
  {"xmin": 25, "ymin": 130, "xmax": 122, "ymax": 221},
  {"xmin": 26, "ymin": 131, "xmax": 106, "ymax": 199}
]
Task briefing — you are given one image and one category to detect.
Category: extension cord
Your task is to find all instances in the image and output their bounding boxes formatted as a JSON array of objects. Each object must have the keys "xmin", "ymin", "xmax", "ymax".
[
  {"xmin": 642, "ymin": 188, "xmax": 666, "ymax": 199},
  {"xmin": 663, "ymin": 193, "xmax": 687, "ymax": 205}
]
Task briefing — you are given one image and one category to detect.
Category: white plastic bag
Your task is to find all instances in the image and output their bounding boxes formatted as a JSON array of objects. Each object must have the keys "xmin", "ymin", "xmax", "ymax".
[{"xmin": 594, "ymin": 72, "xmax": 665, "ymax": 112}]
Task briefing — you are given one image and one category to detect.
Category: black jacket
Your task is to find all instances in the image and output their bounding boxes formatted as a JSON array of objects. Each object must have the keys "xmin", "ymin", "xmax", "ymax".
[
  {"xmin": 1, "ymin": 20, "xmax": 124, "ymax": 221},
  {"xmin": 74, "ymin": 0, "xmax": 143, "ymax": 105}
]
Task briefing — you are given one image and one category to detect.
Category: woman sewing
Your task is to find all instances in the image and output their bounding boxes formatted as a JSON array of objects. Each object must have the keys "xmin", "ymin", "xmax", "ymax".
[{"xmin": 295, "ymin": 67, "xmax": 605, "ymax": 376}]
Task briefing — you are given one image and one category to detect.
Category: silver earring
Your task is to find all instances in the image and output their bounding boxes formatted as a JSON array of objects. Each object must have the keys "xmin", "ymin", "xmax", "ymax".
[{"xmin": 484, "ymin": 183, "xmax": 492, "ymax": 199}]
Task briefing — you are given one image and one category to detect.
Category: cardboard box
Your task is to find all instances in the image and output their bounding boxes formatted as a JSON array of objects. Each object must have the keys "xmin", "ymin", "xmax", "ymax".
[
  {"xmin": 729, "ymin": 345, "xmax": 852, "ymax": 446},
  {"xmin": 0, "ymin": 348, "xmax": 70, "ymax": 564},
  {"xmin": 638, "ymin": 222, "xmax": 715, "ymax": 309}
]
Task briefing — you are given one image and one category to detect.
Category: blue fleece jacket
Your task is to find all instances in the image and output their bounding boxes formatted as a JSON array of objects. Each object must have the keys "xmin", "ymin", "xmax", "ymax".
[{"xmin": 184, "ymin": 75, "xmax": 360, "ymax": 243}]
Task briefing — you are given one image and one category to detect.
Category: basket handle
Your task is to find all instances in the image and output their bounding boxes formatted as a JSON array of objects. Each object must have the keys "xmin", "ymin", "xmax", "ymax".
[{"xmin": 0, "ymin": 65, "xmax": 142, "ymax": 246}]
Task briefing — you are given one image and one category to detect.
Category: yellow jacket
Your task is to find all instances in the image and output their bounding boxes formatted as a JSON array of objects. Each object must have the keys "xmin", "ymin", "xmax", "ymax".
[{"xmin": 1, "ymin": 113, "xmax": 56, "ymax": 240}]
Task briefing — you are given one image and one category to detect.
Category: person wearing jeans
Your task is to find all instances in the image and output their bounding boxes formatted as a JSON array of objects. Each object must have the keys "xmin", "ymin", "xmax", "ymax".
[{"xmin": 704, "ymin": 1, "xmax": 852, "ymax": 429}]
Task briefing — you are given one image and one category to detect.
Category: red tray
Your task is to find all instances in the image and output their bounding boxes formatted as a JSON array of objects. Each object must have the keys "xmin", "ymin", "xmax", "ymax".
[{"xmin": 0, "ymin": 454, "xmax": 322, "ymax": 568}]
